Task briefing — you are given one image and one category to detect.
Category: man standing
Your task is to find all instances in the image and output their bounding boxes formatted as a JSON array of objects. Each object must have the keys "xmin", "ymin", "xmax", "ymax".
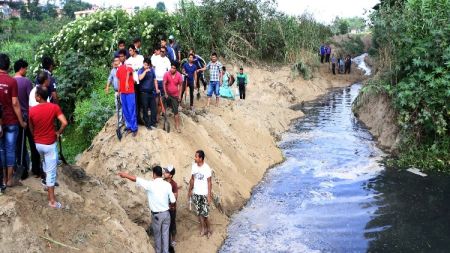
[
  {"xmin": 199, "ymin": 52, "xmax": 223, "ymax": 107},
  {"xmin": 345, "ymin": 55, "xmax": 352, "ymax": 74},
  {"xmin": 188, "ymin": 150, "xmax": 213, "ymax": 238},
  {"xmin": 118, "ymin": 166, "xmax": 176, "ymax": 253},
  {"xmin": 189, "ymin": 48, "xmax": 207, "ymax": 95},
  {"xmin": 116, "ymin": 53, "xmax": 138, "ymax": 137},
  {"xmin": 114, "ymin": 39, "xmax": 130, "ymax": 58},
  {"xmin": 163, "ymin": 165, "xmax": 178, "ymax": 247},
  {"xmin": 161, "ymin": 38, "xmax": 175, "ymax": 64},
  {"xmin": 39, "ymin": 56, "xmax": 59, "ymax": 104},
  {"xmin": 331, "ymin": 54, "xmax": 337, "ymax": 75},
  {"xmin": 236, "ymin": 67, "xmax": 249, "ymax": 100},
  {"xmin": 0, "ymin": 54, "xmax": 27, "ymax": 189},
  {"xmin": 138, "ymin": 58, "xmax": 158, "ymax": 129},
  {"xmin": 319, "ymin": 44, "xmax": 326, "ymax": 63},
  {"xmin": 182, "ymin": 53, "xmax": 198, "ymax": 110},
  {"xmin": 325, "ymin": 44, "xmax": 332, "ymax": 63},
  {"xmin": 163, "ymin": 63, "xmax": 183, "ymax": 133},
  {"xmin": 133, "ymin": 38, "xmax": 142, "ymax": 55},
  {"xmin": 29, "ymin": 86, "xmax": 67, "ymax": 208},
  {"xmin": 168, "ymin": 35, "xmax": 181, "ymax": 65},
  {"xmin": 105, "ymin": 56, "xmax": 122, "ymax": 126},
  {"xmin": 14, "ymin": 59, "xmax": 42, "ymax": 180},
  {"xmin": 153, "ymin": 46, "xmax": 171, "ymax": 119},
  {"xmin": 125, "ymin": 45, "xmax": 144, "ymax": 125}
]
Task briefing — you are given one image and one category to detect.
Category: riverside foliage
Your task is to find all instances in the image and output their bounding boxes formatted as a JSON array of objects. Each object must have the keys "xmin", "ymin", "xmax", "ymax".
[{"xmin": 368, "ymin": 0, "xmax": 450, "ymax": 171}]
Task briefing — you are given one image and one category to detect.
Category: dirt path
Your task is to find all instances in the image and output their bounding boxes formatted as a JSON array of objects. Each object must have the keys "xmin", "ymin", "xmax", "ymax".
[{"xmin": 0, "ymin": 62, "xmax": 365, "ymax": 253}]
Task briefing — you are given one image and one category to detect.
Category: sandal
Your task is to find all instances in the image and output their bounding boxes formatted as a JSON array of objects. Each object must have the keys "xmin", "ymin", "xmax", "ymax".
[{"xmin": 48, "ymin": 202, "xmax": 63, "ymax": 209}]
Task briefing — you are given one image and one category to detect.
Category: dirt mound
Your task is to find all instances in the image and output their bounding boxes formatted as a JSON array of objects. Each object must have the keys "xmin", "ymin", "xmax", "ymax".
[
  {"xmin": 0, "ymin": 62, "xmax": 365, "ymax": 253},
  {"xmin": 354, "ymin": 92, "xmax": 400, "ymax": 152},
  {"xmin": 0, "ymin": 164, "xmax": 152, "ymax": 253}
]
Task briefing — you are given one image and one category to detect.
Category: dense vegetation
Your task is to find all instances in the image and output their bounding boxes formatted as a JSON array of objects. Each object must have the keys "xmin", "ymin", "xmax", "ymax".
[
  {"xmin": 1, "ymin": 0, "xmax": 332, "ymax": 162},
  {"xmin": 363, "ymin": 0, "xmax": 450, "ymax": 171}
]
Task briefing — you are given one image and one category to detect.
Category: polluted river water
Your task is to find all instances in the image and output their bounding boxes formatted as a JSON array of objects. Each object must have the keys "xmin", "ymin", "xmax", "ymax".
[{"xmin": 220, "ymin": 55, "xmax": 450, "ymax": 253}]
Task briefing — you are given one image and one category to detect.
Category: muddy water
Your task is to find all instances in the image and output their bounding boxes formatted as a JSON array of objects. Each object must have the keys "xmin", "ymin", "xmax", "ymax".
[{"xmin": 220, "ymin": 84, "xmax": 450, "ymax": 253}]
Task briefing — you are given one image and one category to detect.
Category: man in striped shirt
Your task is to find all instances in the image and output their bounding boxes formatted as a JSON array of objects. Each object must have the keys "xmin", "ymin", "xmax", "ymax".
[{"xmin": 199, "ymin": 52, "xmax": 223, "ymax": 107}]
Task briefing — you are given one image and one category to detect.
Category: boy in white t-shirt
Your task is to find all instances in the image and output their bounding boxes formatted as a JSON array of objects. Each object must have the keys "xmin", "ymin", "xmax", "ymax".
[{"xmin": 188, "ymin": 150, "xmax": 213, "ymax": 238}]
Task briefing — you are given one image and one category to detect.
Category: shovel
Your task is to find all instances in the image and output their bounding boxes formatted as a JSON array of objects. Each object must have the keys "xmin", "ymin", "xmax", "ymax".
[
  {"xmin": 58, "ymin": 135, "xmax": 68, "ymax": 165},
  {"xmin": 14, "ymin": 127, "xmax": 26, "ymax": 181},
  {"xmin": 159, "ymin": 96, "xmax": 170, "ymax": 133},
  {"xmin": 116, "ymin": 94, "xmax": 123, "ymax": 141}
]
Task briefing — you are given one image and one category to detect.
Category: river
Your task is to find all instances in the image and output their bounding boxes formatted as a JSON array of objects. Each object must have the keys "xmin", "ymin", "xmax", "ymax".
[{"xmin": 219, "ymin": 56, "xmax": 450, "ymax": 253}]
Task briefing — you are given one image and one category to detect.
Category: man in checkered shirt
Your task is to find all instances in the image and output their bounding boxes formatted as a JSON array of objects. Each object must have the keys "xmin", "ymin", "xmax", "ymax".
[{"xmin": 199, "ymin": 52, "xmax": 223, "ymax": 107}]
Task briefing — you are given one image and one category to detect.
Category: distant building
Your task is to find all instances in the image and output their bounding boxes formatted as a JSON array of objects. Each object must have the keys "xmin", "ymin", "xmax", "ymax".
[{"xmin": 74, "ymin": 9, "xmax": 96, "ymax": 19}]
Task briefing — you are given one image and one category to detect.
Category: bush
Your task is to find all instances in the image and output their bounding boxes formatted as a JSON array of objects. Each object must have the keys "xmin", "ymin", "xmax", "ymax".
[
  {"xmin": 74, "ymin": 87, "xmax": 114, "ymax": 141},
  {"xmin": 370, "ymin": 0, "xmax": 450, "ymax": 171}
]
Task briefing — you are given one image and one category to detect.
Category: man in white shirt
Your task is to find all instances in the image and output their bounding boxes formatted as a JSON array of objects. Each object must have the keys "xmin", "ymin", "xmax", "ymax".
[
  {"xmin": 152, "ymin": 46, "xmax": 171, "ymax": 119},
  {"xmin": 29, "ymin": 71, "xmax": 50, "ymax": 107},
  {"xmin": 119, "ymin": 166, "xmax": 175, "ymax": 253},
  {"xmin": 188, "ymin": 150, "xmax": 213, "ymax": 238},
  {"xmin": 125, "ymin": 44, "xmax": 144, "ymax": 124}
]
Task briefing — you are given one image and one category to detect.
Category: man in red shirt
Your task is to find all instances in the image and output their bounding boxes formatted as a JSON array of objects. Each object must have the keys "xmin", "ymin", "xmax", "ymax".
[
  {"xmin": 163, "ymin": 63, "xmax": 183, "ymax": 133},
  {"xmin": 29, "ymin": 86, "xmax": 67, "ymax": 208},
  {"xmin": 0, "ymin": 53, "xmax": 27, "ymax": 190},
  {"xmin": 116, "ymin": 49, "xmax": 138, "ymax": 137}
]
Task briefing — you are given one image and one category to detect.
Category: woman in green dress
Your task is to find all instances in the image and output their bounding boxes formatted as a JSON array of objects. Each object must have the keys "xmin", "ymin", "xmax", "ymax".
[{"xmin": 219, "ymin": 66, "xmax": 235, "ymax": 100}]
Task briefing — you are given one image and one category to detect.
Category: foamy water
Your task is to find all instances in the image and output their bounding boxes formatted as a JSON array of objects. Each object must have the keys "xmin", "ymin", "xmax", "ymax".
[
  {"xmin": 221, "ymin": 84, "xmax": 385, "ymax": 253},
  {"xmin": 352, "ymin": 53, "xmax": 371, "ymax": 76}
]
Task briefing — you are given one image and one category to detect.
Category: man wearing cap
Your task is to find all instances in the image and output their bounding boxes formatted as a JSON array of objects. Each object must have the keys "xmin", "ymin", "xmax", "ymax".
[
  {"xmin": 163, "ymin": 165, "xmax": 178, "ymax": 247},
  {"xmin": 169, "ymin": 35, "xmax": 181, "ymax": 65},
  {"xmin": 118, "ymin": 166, "xmax": 175, "ymax": 253}
]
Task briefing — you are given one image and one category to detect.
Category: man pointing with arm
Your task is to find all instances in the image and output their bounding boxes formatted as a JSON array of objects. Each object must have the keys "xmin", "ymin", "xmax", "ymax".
[{"xmin": 118, "ymin": 166, "xmax": 175, "ymax": 253}]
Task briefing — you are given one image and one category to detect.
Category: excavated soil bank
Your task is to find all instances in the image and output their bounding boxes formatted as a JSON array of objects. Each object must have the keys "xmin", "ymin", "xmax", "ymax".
[{"xmin": 0, "ymin": 63, "xmax": 364, "ymax": 253}]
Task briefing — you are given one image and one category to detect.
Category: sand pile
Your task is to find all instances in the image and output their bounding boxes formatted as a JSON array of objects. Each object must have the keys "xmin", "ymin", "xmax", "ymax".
[{"xmin": 0, "ymin": 63, "xmax": 364, "ymax": 253}]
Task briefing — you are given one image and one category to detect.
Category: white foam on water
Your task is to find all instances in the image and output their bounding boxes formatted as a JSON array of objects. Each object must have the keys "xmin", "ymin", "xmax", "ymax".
[
  {"xmin": 312, "ymin": 157, "xmax": 384, "ymax": 180},
  {"xmin": 352, "ymin": 53, "xmax": 372, "ymax": 76}
]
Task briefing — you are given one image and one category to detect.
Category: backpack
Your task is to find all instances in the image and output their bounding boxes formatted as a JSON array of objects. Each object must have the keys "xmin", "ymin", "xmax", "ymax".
[{"xmin": 228, "ymin": 73, "xmax": 235, "ymax": 86}]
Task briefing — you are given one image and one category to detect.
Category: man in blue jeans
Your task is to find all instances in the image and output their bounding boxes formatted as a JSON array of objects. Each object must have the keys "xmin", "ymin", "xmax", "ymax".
[
  {"xmin": 199, "ymin": 52, "xmax": 223, "ymax": 107},
  {"xmin": 0, "ymin": 53, "xmax": 27, "ymax": 190}
]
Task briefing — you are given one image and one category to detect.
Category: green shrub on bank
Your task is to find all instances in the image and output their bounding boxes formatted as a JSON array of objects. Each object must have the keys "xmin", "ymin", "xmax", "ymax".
[
  {"xmin": 370, "ymin": 0, "xmax": 450, "ymax": 171},
  {"xmin": 339, "ymin": 35, "xmax": 365, "ymax": 56}
]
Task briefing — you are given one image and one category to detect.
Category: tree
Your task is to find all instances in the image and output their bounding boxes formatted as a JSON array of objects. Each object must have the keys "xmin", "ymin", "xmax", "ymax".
[
  {"xmin": 338, "ymin": 20, "xmax": 349, "ymax": 34},
  {"xmin": 63, "ymin": 0, "xmax": 92, "ymax": 19},
  {"xmin": 42, "ymin": 3, "xmax": 58, "ymax": 18},
  {"xmin": 156, "ymin": 2, "xmax": 166, "ymax": 12}
]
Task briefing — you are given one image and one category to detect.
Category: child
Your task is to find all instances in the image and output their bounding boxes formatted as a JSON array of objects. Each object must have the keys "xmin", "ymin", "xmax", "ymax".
[{"xmin": 236, "ymin": 67, "xmax": 249, "ymax": 100}]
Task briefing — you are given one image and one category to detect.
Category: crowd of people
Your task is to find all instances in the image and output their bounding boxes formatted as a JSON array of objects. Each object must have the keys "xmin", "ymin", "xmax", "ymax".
[
  {"xmin": 0, "ymin": 53, "xmax": 67, "ymax": 209},
  {"xmin": 106, "ymin": 36, "xmax": 250, "ymax": 135},
  {"xmin": 0, "ymin": 34, "xmax": 244, "ymax": 253},
  {"xmin": 119, "ymin": 150, "xmax": 213, "ymax": 253},
  {"xmin": 319, "ymin": 43, "xmax": 352, "ymax": 75}
]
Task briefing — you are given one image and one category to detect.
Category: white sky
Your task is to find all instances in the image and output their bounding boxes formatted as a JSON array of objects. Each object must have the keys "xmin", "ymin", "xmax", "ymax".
[{"xmin": 85, "ymin": 0, "xmax": 379, "ymax": 24}]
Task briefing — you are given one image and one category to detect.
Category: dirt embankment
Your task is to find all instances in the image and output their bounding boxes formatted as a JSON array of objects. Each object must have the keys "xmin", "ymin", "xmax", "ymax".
[
  {"xmin": 354, "ymin": 92, "xmax": 400, "ymax": 152},
  {"xmin": 0, "ymin": 62, "xmax": 364, "ymax": 253}
]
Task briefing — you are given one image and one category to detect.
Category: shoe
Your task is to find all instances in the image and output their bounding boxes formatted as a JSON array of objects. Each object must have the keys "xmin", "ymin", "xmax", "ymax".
[
  {"xmin": 150, "ymin": 126, "xmax": 157, "ymax": 130},
  {"xmin": 41, "ymin": 179, "xmax": 59, "ymax": 187},
  {"xmin": 48, "ymin": 201, "xmax": 63, "ymax": 209},
  {"xmin": 0, "ymin": 184, "xmax": 6, "ymax": 194}
]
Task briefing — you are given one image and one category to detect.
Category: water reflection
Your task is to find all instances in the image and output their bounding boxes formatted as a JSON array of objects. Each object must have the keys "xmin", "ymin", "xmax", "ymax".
[{"xmin": 364, "ymin": 169, "xmax": 450, "ymax": 252}]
